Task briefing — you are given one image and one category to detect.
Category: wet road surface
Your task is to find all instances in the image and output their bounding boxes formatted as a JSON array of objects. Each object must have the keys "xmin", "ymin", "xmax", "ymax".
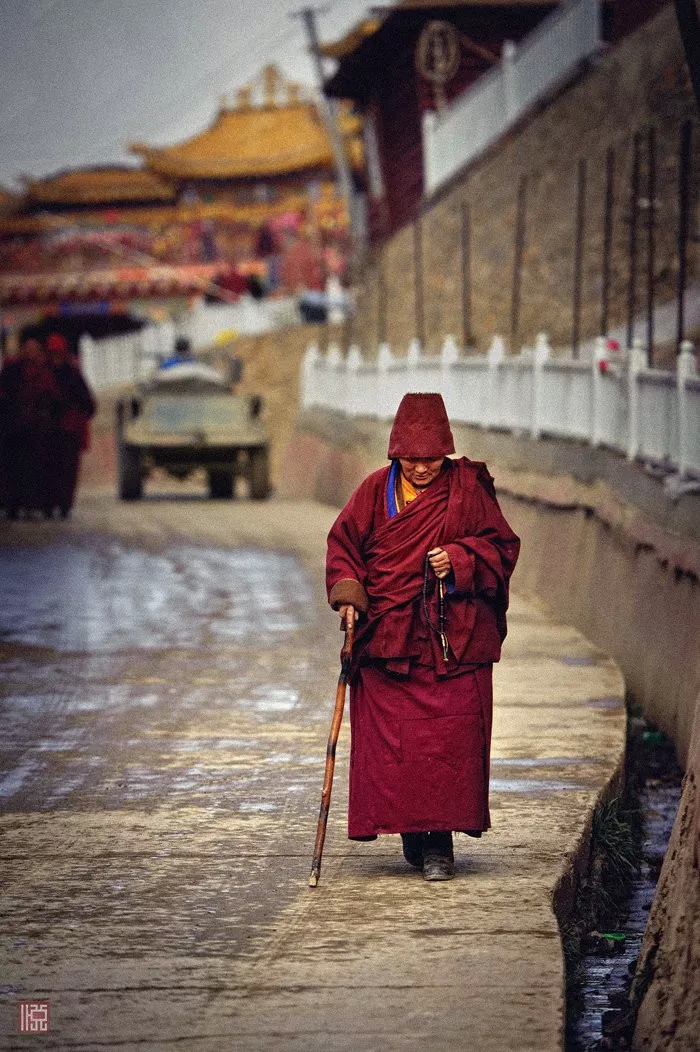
[
  {"xmin": 0, "ymin": 526, "xmax": 346, "ymax": 1048},
  {"xmin": 0, "ymin": 495, "xmax": 627, "ymax": 1050}
]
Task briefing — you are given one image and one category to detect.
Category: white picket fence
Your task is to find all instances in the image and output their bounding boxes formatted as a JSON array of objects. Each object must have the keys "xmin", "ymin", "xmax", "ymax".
[
  {"xmin": 178, "ymin": 295, "xmax": 300, "ymax": 346},
  {"xmin": 301, "ymin": 335, "xmax": 700, "ymax": 481},
  {"xmin": 79, "ymin": 326, "xmax": 172, "ymax": 391},
  {"xmin": 423, "ymin": 0, "xmax": 602, "ymax": 195},
  {"xmin": 78, "ymin": 295, "xmax": 303, "ymax": 391}
]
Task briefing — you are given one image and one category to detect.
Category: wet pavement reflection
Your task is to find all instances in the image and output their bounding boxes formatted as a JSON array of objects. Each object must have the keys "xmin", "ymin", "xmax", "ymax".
[
  {"xmin": 0, "ymin": 536, "xmax": 345, "ymax": 1042},
  {"xmin": 0, "ymin": 542, "xmax": 313, "ymax": 652},
  {"xmin": 0, "ymin": 542, "xmax": 332, "ymax": 816}
]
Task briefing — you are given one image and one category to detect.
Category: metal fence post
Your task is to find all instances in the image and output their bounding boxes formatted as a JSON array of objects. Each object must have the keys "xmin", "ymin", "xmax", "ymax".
[
  {"xmin": 572, "ymin": 157, "xmax": 587, "ymax": 359},
  {"xmin": 600, "ymin": 147, "xmax": 615, "ymax": 338},
  {"xmin": 626, "ymin": 133, "xmax": 642, "ymax": 349},
  {"xmin": 413, "ymin": 220, "xmax": 425, "ymax": 350},
  {"xmin": 510, "ymin": 175, "xmax": 527, "ymax": 349},
  {"xmin": 460, "ymin": 199, "xmax": 472, "ymax": 348},
  {"xmin": 676, "ymin": 120, "xmax": 692, "ymax": 351},
  {"xmin": 646, "ymin": 126, "xmax": 656, "ymax": 365}
]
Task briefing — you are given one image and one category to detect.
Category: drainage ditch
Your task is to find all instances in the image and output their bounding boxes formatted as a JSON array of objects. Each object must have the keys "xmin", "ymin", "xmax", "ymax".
[{"xmin": 564, "ymin": 704, "xmax": 683, "ymax": 1050}]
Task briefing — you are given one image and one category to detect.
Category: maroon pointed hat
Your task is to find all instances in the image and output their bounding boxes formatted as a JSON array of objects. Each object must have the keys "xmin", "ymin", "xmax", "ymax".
[{"xmin": 387, "ymin": 392, "xmax": 455, "ymax": 459}]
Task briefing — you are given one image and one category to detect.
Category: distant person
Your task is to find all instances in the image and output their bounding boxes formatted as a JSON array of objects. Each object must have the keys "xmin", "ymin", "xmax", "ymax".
[
  {"xmin": 45, "ymin": 333, "xmax": 96, "ymax": 519},
  {"xmin": 0, "ymin": 337, "xmax": 59, "ymax": 519},
  {"xmin": 298, "ymin": 289, "xmax": 327, "ymax": 324},
  {"xmin": 159, "ymin": 336, "xmax": 194, "ymax": 370},
  {"xmin": 248, "ymin": 273, "xmax": 266, "ymax": 300}
]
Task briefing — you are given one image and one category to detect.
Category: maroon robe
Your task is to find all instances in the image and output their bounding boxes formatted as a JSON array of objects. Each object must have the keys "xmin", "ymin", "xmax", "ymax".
[
  {"xmin": 47, "ymin": 359, "xmax": 96, "ymax": 515},
  {"xmin": 0, "ymin": 357, "xmax": 59, "ymax": 515},
  {"xmin": 326, "ymin": 457, "xmax": 519, "ymax": 839}
]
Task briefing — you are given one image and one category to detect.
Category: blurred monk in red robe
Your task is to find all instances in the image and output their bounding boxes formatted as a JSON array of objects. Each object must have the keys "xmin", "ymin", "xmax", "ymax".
[
  {"xmin": 45, "ymin": 334, "xmax": 96, "ymax": 518},
  {"xmin": 326, "ymin": 393, "xmax": 520, "ymax": 880},
  {"xmin": 0, "ymin": 337, "xmax": 59, "ymax": 519}
]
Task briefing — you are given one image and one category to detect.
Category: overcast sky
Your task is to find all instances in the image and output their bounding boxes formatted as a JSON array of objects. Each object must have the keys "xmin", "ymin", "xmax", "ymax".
[{"xmin": 0, "ymin": 0, "xmax": 374, "ymax": 190}]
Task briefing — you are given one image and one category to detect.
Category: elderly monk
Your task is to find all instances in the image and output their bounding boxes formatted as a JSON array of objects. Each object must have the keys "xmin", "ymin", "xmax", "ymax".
[{"xmin": 326, "ymin": 393, "xmax": 520, "ymax": 880}]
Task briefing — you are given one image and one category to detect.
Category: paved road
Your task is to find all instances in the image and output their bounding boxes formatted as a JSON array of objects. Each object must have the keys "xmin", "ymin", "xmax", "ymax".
[{"xmin": 0, "ymin": 489, "xmax": 625, "ymax": 1050}]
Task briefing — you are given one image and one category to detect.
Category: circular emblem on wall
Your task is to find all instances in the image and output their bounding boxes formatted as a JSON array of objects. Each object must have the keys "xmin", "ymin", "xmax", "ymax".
[{"xmin": 416, "ymin": 21, "xmax": 461, "ymax": 110}]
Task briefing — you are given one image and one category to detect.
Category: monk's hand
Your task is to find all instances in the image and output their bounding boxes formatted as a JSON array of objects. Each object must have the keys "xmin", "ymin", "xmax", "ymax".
[
  {"xmin": 428, "ymin": 547, "xmax": 452, "ymax": 579},
  {"xmin": 338, "ymin": 603, "xmax": 358, "ymax": 628}
]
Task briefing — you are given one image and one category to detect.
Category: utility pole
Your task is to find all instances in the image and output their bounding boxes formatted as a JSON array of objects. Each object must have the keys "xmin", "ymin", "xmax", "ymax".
[{"xmin": 291, "ymin": 6, "xmax": 356, "ymax": 242}]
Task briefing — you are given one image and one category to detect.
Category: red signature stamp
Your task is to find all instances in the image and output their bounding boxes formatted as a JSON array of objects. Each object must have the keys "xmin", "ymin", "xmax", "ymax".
[{"xmin": 18, "ymin": 1001, "xmax": 50, "ymax": 1034}]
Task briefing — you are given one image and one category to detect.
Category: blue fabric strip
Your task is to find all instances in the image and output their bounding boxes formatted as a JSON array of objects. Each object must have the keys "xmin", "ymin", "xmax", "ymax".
[{"xmin": 386, "ymin": 459, "xmax": 400, "ymax": 519}]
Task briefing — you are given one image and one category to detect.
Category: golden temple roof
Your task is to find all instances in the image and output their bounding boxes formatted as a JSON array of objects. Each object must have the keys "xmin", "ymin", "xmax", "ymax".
[
  {"xmin": 25, "ymin": 166, "xmax": 177, "ymax": 206},
  {"xmin": 0, "ymin": 187, "xmax": 347, "ymax": 237},
  {"xmin": 131, "ymin": 66, "xmax": 363, "ymax": 180},
  {"xmin": 320, "ymin": 0, "xmax": 557, "ymax": 59}
]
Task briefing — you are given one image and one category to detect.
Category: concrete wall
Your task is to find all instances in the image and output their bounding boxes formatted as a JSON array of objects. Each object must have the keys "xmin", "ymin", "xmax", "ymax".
[{"xmin": 350, "ymin": 4, "xmax": 698, "ymax": 358}]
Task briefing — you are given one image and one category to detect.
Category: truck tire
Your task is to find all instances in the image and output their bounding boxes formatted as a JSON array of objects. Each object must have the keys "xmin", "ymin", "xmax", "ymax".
[
  {"xmin": 208, "ymin": 469, "xmax": 234, "ymax": 500},
  {"xmin": 248, "ymin": 447, "xmax": 270, "ymax": 500},
  {"xmin": 118, "ymin": 445, "xmax": 143, "ymax": 501}
]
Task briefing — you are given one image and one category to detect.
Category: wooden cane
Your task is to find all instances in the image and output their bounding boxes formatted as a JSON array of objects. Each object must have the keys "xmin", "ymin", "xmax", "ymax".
[{"xmin": 308, "ymin": 615, "xmax": 355, "ymax": 887}]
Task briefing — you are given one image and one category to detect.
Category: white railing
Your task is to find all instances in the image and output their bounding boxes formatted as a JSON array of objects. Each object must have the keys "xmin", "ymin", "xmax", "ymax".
[
  {"xmin": 423, "ymin": 0, "xmax": 601, "ymax": 195},
  {"xmin": 301, "ymin": 335, "xmax": 700, "ymax": 482},
  {"xmin": 178, "ymin": 295, "xmax": 300, "ymax": 347},
  {"xmin": 79, "ymin": 326, "xmax": 172, "ymax": 392},
  {"xmin": 77, "ymin": 295, "xmax": 305, "ymax": 391}
]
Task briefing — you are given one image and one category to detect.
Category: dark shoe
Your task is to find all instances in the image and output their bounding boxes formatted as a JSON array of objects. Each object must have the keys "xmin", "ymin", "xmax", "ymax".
[
  {"xmin": 401, "ymin": 832, "xmax": 424, "ymax": 869},
  {"xmin": 422, "ymin": 831, "xmax": 455, "ymax": 881}
]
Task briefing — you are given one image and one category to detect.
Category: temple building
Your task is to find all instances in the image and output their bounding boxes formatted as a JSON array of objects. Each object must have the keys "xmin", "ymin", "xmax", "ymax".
[
  {"xmin": 0, "ymin": 65, "xmax": 364, "ymax": 338},
  {"xmin": 320, "ymin": 0, "xmax": 639, "ymax": 242}
]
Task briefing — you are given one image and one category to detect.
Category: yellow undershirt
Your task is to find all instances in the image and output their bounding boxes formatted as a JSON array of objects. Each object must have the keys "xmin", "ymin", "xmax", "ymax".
[{"xmin": 399, "ymin": 472, "xmax": 420, "ymax": 509}]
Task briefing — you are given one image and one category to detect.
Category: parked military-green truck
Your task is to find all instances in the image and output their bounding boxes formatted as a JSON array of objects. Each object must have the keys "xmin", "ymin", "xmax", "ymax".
[{"xmin": 115, "ymin": 361, "xmax": 270, "ymax": 501}]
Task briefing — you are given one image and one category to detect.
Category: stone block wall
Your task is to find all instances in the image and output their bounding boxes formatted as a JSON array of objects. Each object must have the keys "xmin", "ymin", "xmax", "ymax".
[{"xmin": 349, "ymin": 4, "xmax": 699, "ymax": 358}]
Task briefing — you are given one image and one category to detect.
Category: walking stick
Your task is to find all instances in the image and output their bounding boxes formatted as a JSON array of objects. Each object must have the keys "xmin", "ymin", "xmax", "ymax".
[{"xmin": 308, "ymin": 614, "xmax": 355, "ymax": 887}]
